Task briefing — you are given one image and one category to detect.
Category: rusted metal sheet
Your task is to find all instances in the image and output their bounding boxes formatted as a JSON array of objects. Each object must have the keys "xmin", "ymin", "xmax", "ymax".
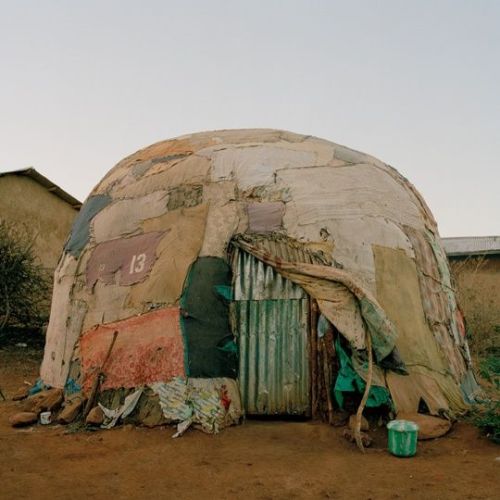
[
  {"xmin": 80, "ymin": 308, "xmax": 185, "ymax": 393},
  {"xmin": 236, "ymin": 298, "xmax": 310, "ymax": 415},
  {"xmin": 86, "ymin": 231, "xmax": 164, "ymax": 287},
  {"xmin": 233, "ymin": 248, "xmax": 306, "ymax": 300},
  {"xmin": 247, "ymin": 202, "xmax": 285, "ymax": 233}
]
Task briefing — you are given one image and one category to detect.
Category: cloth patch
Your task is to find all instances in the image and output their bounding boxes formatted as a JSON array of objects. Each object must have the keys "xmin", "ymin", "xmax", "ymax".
[
  {"xmin": 80, "ymin": 308, "xmax": 185, "ymax": 393},
  {"xmin": 373, "ymin": 245, "xmax": 467, "ymax": 415},
  {"xmin": 126, "ymin": 203, "xmax": 208, "ymax": 308},
  {"xmin": 92, "ymin": 191, "xmax": 168, "ymax": 243},
  {"xmin": 247, "ymin": 202, "xmax": 284, "ymax": 233},
  {"xmin": 86, "ymin": 231, "xmax": 164, "ymax": 287},
  {"xmin": 150, "ymin": 377, "xmax": 242, "ymax": 435}
]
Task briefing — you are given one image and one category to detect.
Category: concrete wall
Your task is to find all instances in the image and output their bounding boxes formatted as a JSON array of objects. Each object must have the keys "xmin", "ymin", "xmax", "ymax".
[
  {"xmin": 0, "ymin": 175, "xmax": 78, "ymax": 272},
  {"xmin": 449, "ymin": 255, "xmax": 500, "ymax": 350}
]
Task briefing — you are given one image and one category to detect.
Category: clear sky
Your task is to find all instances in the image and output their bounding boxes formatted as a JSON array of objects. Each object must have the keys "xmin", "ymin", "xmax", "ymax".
[{"xmin": 1, "ymin": 1, "xmax": 498, "ymax": 237}]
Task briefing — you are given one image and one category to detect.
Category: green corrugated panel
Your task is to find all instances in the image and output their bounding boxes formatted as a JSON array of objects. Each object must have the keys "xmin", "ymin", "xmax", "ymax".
[{"xmin": 236, "ymin": 298, "xmax": 310, "ymax": 415}]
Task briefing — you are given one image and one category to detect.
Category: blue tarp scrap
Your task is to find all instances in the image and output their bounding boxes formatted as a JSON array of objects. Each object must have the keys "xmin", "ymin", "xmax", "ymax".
[
  {"xmin": 64, "ymin": 378, "xmax": 81, "ymax": 396},
  {"xmin": 28, "ymin": 378, "xmax": 49, "ymax": 396},
  {"xmin": 65, "ymin": 194, "xmax": 112, "ymax": 257}
]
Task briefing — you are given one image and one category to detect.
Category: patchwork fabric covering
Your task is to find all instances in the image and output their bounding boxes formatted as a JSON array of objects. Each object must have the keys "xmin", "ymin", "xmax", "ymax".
[{"xmin": 41, "ymin": 129, "xmax": 477, "ymax": 429}]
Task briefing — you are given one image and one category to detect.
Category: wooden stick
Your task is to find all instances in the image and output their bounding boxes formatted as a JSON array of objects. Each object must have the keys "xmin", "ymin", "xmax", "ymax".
[
  {"xmin": 82, "ymin": 330, "xmax": 118, "ymax": 418},
  {"xmin": 354, "ymin": 332, "xmax": 373, "ymax": 453},
  {"xmin": 310, "ymin": 300, "xmax": 319, "ymax": 419},
  {"xmin": 321, "ymin": 338, "xmax": 334, "ymax": 425},
  {"xmin": 100, "ymin": 330, "xmax": 119, "ymax": 371}
]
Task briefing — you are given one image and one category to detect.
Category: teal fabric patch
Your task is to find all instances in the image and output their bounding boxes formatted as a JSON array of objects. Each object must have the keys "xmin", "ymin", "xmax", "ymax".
[
  {"xmin": 333, "ymin": 338, "xmax": 392, "ymax": 409},
  {"xmin": 217, "ymin": 336, "xmax": 238, "ymax": 354},
  {"xmin": 214, "ymin": 285, "xmax": 234, "ymax": 301}
]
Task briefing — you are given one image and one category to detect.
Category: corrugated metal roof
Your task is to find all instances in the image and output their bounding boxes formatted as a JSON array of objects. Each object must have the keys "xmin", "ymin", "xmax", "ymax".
[
  {"xmin": 441, "ymin": 236, "xmax": 500, "ymax": 257},
  {"xmin": 0, "ymin": 167, "xmax": 82, "ymax": 209}
]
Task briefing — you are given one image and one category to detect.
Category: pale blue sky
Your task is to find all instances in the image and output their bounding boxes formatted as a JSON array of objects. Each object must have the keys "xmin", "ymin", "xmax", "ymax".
[{"xmin": 1, "ymin": 1, "xmax": 499, "ymax": 236}]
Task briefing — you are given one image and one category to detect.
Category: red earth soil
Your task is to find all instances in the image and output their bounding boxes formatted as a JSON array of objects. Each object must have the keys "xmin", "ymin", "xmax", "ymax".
[{"xmin": 0, "ymin": 347, "xmax": 498, "ymax": 500}]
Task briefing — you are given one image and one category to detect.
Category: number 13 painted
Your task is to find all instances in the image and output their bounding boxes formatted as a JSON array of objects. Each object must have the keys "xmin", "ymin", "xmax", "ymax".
[{"xmin": 129, "ymin": 253, "xmax": 146, "ymax": 274}]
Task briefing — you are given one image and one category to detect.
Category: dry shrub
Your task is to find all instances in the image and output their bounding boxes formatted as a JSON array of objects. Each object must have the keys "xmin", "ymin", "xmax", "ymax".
[
  {"xmin": 451, "ymin": 255, "xmax": 500, "ymax": 442},
  {"xmin": 449, "ymin": 256, "xmax": 500, "ymax": 356},
  {"xmin": 0, "ymin": 220, "xmax": 50, "ymax": 335}
]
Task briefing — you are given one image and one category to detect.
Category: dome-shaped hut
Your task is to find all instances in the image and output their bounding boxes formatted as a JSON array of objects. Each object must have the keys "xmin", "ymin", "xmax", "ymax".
[{"xmin": 40, "ymin": 129, "xmax": 477, "ymax": 432}]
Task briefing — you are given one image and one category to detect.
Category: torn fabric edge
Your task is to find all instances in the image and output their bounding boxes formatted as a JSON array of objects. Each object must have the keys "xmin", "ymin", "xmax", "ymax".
[{"xmin": 99, "ymin": 388, "xmax": 144, "ymax": 429}]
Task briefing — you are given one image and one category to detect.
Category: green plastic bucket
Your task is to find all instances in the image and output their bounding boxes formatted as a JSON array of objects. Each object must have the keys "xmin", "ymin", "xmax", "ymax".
[{"xmin": 387, "ymin": 420, "xmax": 419, "ymax": 457}]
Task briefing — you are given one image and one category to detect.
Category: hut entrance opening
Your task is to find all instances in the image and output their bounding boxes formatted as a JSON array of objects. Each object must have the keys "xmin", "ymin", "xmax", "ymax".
[{"xmin": 231, "ymin": 247, "xmax": 311, "ymax": 416}]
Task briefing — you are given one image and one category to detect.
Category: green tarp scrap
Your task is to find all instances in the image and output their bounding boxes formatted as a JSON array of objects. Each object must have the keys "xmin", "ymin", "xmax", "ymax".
[
  {"xmin": 64, "ymin": 194, "xmax": 112, "ymax": 257},
  {"xmin": 180, "ymin": 257, "xmax": 237, "ymax": 378},
  {"xmin": 334, "ymin": 338, "xmax": 392, "ymax": 409}
]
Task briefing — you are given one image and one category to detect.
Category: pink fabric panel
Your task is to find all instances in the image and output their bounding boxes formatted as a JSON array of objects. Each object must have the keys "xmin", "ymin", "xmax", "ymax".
[
  {"xmin": 86, "ymin": 231, "xmax": 164, "ymax": 287},
  {"xmin": 247, "ymin": 202, "xmax": 285, "ymax": 233},
  {"xmin": 80, "ymin": 308, "xmax": 185, "ymax": 393}
]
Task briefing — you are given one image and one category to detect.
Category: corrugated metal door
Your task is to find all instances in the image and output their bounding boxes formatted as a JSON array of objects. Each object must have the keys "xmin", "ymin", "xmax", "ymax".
[{"xmin": 232, "ymin": 249, "xmax": 310, "ymax": 415}]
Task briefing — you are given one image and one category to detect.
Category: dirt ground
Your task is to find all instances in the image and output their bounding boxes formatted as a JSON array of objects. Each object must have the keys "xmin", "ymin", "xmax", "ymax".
[{"xmin": 0, "ymin": 347, "xmax": 498, "ymax": 500}]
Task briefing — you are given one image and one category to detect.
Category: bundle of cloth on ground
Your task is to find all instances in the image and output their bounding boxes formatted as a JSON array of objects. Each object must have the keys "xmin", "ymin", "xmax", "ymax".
[{"xmin": 98, "ymin": 377, "xmax": 242, "ymax": 435}]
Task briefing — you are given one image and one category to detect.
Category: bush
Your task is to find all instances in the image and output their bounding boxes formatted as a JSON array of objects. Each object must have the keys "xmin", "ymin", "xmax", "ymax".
[
  {"xmin": 470, "ymin": 399, "xmax": 500, "ymax": 444},
  {"xmin": 0, "ymin": 220, "xmax": 50, "ymax": 333},
  {"xmin": 468, "ymin": 353, "xmax": 500, "ymax": 444}
]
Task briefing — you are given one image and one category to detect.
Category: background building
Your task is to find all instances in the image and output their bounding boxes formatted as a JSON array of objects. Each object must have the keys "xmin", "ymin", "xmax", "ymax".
[{"xmin": 0, "ymin": 168, "xmax": 81, "ymax": 273}]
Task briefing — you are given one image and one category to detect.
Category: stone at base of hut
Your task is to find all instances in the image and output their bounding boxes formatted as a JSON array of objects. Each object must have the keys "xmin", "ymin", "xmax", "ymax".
[
  {"xmin": 348, "ymin": 414, "xmax": 369, "ymax": 432},
  {"xmin": 9, "ymin": 412, "xmax": 38, "ymax": 427},
  {"xmin": 86, "ymin": 406, "xmax": 104, "ymax": 425},
  {"xmin": 58, "ymin": 396, "xmax": 85, "ymax": 424},
  {"xmin": 343, "ymin": 428, "xmax": 373, "ymax": 447},
  {"xmin": 22, "ymin": 389, "xmax": 64, "ymax": 414},
  {"xmin": 12, "ymin": 386, "xmax": 30, "ymax": 401},
  {"xmin": 397, "ymin": 412, "xmax": 452, "ymax": 440}
]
